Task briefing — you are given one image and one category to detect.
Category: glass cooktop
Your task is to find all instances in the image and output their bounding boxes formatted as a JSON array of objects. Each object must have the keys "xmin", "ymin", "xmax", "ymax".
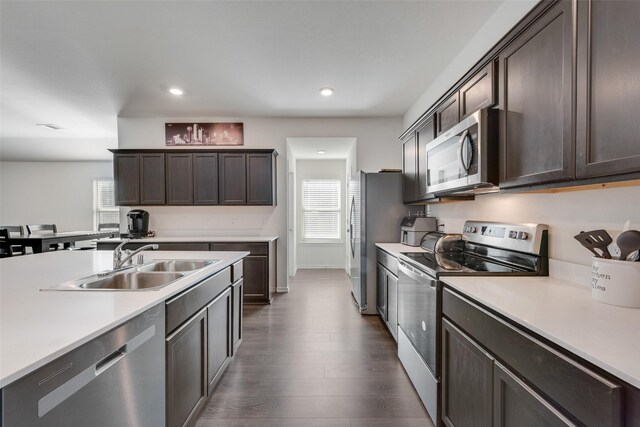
[{"xmin": 400, "ymin": 251, "xmax": 529, "ymax": 277}]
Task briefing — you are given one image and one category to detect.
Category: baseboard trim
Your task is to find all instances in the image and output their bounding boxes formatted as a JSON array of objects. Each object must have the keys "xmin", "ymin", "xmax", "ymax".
[{"xmin": 276, "ymin": 286, "xmax": 289, "ymax": 293}]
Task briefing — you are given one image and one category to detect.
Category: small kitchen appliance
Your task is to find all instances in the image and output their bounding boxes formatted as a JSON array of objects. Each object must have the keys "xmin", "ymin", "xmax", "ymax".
[
  {"xmin": 396, "ymin": 220, "xmax": 549, "ymax": 425},
  {"xmin": 127, "ymin": 209, "xmax": 149, "ymax": 239},
  {"xmin": 400, "ymin": 216, "xmax": 438, "ymax": 246}
]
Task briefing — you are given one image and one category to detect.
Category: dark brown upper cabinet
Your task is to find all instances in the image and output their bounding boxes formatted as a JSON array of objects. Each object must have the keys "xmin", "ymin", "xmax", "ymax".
[
  {"xmin": 140, "ymin": 153, "xmax": 166, "ymax": 204},
  {"xmin": 114, "ymin": 154, "xmax": 140, "ymax": 205},
  {"xmin": 460, "ymin": 61, "xmax": 496, "ymax": 120},
  {"xmin": 166, "ymin": 153, "xmax": 193, "ymax": 205},
  {"xmin": 498, "ymin": 0, "xmax": 574, "ymax": 189},
  {"xmin": 111, "ymin": 149, "xmax": 277, "ymax": 206},
  {"xmin": 435, "ymin": 92, "xmax": 460, "ymax": 136},
  {"xmin": 401, "ymin": 133, "xmax": 418, "ymax": 203},
  {"xmin": 416, "ymin": 118, "xmax": 435, "ymax": 201},
  {"xmin": 114, "ymin": 153, "xmax": 165, "ymax": 205},
  {"xmin": 193, "ymin": 153, "xmax": 219, "ymax": 205},
  {"xmin": 219, "ymin": 152, "xmax": 247, "ymax": 205},
  {"xmin": 576, "ymin": 0, "xmax": 640, "ymax": 179},
  {"xmin": 246, "ymin": 153, "xmax": 275, "ymax": 205}
]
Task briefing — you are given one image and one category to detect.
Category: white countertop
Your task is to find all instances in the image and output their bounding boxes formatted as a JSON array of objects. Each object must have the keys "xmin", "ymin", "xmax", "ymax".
[
  {"xmin": 375, "ymin": 242, "xmax": 640, "ymax": 388},
  {"xmin": 99, "ymin": 236, "xmax": 278, "ymax": 243},
  {"xmin": 441, "ymin": 275, "xmax": 640, "ymax": 389},
  {"xmin": 0, "ymin": 250, "xmax": 247, "ymax": 388}
]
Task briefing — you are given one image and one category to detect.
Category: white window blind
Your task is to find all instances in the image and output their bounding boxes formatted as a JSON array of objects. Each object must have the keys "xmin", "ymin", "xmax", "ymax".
[
  {"xmin": 93, "ymin": 179, "xmax": 119, "ymax": 230},
  {"xmin": 302, "ymin": 179, "xmax": 341, "ymax": 241}
]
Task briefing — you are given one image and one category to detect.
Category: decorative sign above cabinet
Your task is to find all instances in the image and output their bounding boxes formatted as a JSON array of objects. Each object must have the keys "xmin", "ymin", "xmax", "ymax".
[{"xmin": 165, "ymin": 122, "xmax": 244, "ymax": 146}]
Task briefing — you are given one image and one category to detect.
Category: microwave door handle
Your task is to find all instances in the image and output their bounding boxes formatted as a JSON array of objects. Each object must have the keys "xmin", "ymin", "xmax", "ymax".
[{"xmin": 458, "ymin": 130, "xmax": 471, "ymax": 174}]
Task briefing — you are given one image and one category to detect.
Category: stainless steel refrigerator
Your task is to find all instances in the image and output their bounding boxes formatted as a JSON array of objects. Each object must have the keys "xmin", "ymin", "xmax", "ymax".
[{"xmin": 348, "ymin": 171, "xmax": 406, "ymax": 314}]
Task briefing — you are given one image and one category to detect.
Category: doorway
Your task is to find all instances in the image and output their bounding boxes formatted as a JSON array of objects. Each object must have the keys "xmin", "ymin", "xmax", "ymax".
[{"xmin": 286, "ymin": 137, "xmax": 357, "ymax": 288}]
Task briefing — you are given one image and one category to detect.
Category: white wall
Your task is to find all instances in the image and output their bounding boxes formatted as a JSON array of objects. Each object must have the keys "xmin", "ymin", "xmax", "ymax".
[
  {"xmin": 117, "ymin": 116, "xmax": 403, "ymax": 289},
  {"xmin": 0, "ymin": 161, "xmax": 113, "ymax": 231},
  {"xmin": 295, "ymin": 159, "xmax": 346, "ymax": 269},
  {"xmin": 403, "ymin": 0, "xmax": 537, "ymax": 130},
  {"xmin": 430, "ymin": 185, "xmax": 640, "ymax": 267}
]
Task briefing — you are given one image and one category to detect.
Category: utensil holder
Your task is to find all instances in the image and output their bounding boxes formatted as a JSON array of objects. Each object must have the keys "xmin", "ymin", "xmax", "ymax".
[{"xmin": 591, "ymin": 258, "xmax": 640, "ymax": 308}]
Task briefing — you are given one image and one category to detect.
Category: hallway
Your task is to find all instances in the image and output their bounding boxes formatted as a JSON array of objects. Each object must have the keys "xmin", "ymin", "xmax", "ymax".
[{"xmin": 196, "ymin": 269, "xmax": 433, "ymax": 427}]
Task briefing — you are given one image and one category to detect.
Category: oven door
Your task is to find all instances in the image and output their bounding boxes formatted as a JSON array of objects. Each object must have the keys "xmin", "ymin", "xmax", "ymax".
[{"xmin": 398, "ymin": 260, "xmax": 441, "ymax": 377}]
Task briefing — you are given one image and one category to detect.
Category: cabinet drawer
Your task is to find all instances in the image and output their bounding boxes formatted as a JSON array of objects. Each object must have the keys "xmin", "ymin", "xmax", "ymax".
[
  {"xmin": 166, "ymin": 267, "xmax": 231, "ymax": 334},
  {"xmin": 211, "ymin": 242, "xmax": 268, "ymax": 256},
  {"xmin": 157, "ymin": 242, "xmax": 210, "ymax": 251},
  {"xmin": 443, "ymin": 288, "xmax": 622, "ymax": 426},
  {"xmin": 376, "ymin": 249, "xmax": 398, "ymax": 277},
  {"xmin": 232, "ymin": 260, "xmax": 244, "ymax": 282}
]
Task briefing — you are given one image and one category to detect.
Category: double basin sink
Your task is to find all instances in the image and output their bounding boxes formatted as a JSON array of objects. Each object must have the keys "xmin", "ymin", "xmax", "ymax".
[{"xmin": 48, "ymin": 259, "xmax": 219, "ymax": 291}]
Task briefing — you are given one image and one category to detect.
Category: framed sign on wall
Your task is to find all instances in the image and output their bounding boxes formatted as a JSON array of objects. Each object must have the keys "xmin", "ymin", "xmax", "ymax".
[{"xmin": 165, "ymin": 122, "xmax": 244, "ymax": 146}]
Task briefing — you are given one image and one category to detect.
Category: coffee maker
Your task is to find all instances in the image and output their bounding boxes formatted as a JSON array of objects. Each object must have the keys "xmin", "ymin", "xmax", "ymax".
[{"xmin": 127, "ymin": 209, "xmax": 149, "ymax": 238}]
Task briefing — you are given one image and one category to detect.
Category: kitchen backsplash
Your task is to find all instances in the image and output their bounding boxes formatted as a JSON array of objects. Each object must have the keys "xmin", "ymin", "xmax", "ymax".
[{"xmin": 429, "ymin": 184, "xmax": 640, "ymax": 266}]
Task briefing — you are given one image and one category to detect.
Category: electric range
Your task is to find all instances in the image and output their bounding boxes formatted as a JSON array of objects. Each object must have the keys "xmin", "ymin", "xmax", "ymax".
[{"xmin": 395, "ymin": 220, "xmax": 549, "ymax": 426}]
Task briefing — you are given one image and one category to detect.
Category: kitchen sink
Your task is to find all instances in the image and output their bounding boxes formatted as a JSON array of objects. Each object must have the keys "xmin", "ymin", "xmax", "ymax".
[
  {"xmin": 78, "ymin": 271, "xmax": 184, "ymax": 290},
  {"xmin": 136, "ymin": 259, "xmax": 218, "ymax": 273},
  {"xmin": 44, "ymin": 258, "xmax": 219, "ymax": 291}
]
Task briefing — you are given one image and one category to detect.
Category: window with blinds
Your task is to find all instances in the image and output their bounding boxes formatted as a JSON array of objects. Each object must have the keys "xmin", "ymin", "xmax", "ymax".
[
  {"xmin": 302, "ymin": 179, "xmax": 341, "ymax": 242},
  {"xmin": 93, "ymin": 179, "xmax": 120, "ymax": 231}
]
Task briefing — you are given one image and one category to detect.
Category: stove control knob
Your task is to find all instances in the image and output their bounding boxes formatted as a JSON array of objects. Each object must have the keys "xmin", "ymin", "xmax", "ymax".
[
  {"xmin": 518, "ymin": 231, "xmax": 529, "ymax": 240},
  {"xmin": 509, "ymin": 231, "xmax": 518, "ymax": 239}
]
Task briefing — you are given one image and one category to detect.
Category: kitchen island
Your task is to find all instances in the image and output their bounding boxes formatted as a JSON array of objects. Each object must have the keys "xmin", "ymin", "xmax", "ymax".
[{"xmin": 0, "ymin": 249, "xmax": 248, "ymax": 426}]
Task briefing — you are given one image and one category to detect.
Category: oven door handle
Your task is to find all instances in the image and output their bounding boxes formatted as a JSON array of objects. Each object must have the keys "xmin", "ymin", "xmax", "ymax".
[{"xmin": 399, "ymin": 262, "xmax": 436, "ymax": 288}]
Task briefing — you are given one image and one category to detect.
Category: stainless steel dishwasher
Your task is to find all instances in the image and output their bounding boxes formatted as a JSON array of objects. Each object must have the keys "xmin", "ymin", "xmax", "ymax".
[{"xmin": 2, "ymin": 304, "xmax": 165, "ymax": 427}]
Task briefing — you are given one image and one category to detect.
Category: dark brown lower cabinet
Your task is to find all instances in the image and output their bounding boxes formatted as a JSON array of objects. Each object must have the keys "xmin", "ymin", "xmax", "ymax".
[
  {"xmin": 242, "ymin": 256, "xmax": 268, "ymax": 301},
  {"xmin": 207, "ymin": 288, "xmax": 232, "ymax": 395},
  {"xmin": 443, "ymin": 288, "xmax": 626, "ymax": 426},
  {"xmin": 166, "ymin": 308, "xmax": 207, "ymax": 427},
  {"xmin": 386, "ymin": 271, "xmax": 398, "ymax": 339},
  {"xmin": 442, "ymin": 318, "xmax": 493, "ymax": 427},
  {"xmin": 376, "ymin": 264, "xmax": 387, "ymax": 319},
  {"xmin": 494, "ymin": 362, "xmax": 574, "ymax": 427},
  {"xmin": 232, "ymin": 278, "xmax": 243, "ymax": 353}
]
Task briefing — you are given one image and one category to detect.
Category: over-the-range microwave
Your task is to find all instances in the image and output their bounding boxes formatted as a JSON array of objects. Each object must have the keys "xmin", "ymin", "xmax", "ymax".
[{"xmin": 425, "ymin": 108, "xmax": 498, "ymax": 195}]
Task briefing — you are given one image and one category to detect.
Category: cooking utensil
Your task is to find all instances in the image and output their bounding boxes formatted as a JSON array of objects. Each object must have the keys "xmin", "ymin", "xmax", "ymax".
[
  {"xmin": 617, "ymin": 230, "xmax": 640, "ymax": 261},
  {"xmin": 574, "ymin": 230, "xmax": 613, "ymax": 259}
]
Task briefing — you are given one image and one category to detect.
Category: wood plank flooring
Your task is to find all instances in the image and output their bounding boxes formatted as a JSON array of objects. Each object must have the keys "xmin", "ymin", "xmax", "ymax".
[{"xmin": 196, "ymin": 269, "xmax": 433, "ymax": 427}]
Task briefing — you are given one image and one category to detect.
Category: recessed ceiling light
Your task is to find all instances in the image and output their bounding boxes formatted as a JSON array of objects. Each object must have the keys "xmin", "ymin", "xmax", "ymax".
[
  {"xmin": 319, "ymin": 87, "xmax": 334, "ymax": 97},
  {"xmin": 169, "ymin": 88, "xmax": 184, "ymax": 96},
  {"xmin": 36, "ymin": 123, "xmax": 63, "ymax": 130},
  {"xmin": 317, "ymin": 150, "xmax": 326, "ymax": 154}
]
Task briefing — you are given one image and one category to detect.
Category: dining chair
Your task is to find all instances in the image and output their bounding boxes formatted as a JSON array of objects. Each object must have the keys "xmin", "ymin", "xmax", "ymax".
[
  {"xmin": 0, "ymin": 225, "xmax": 26, "ymax": 255},
  {"xmin": 0, "ymin": 229, "xmax": 14, "ymax": 258},
  {"xmin": 26, "ymin": 224, "xmax": 60, "ymax": 251},
  {"xmin": 26, "ymin": 224, "xmax": 58, "ymax": 234}
]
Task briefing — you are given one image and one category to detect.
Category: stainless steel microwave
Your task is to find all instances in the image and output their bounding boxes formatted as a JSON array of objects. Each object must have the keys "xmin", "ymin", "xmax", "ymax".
[{"xmin": 426, "ymin": 109, "xmax": 498, "ymax": 195}]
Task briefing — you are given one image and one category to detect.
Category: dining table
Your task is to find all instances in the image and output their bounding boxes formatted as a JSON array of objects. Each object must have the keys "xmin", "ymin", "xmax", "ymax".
[{"xmin": 7, "ymin": 231, "xmax": 118, "ymax": 254}]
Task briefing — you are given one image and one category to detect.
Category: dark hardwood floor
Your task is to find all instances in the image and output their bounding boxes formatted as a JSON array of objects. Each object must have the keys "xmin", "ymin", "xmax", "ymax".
[{"xmin": 196, "ymin": 269, "xmax": 433, "ymax": 427}]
